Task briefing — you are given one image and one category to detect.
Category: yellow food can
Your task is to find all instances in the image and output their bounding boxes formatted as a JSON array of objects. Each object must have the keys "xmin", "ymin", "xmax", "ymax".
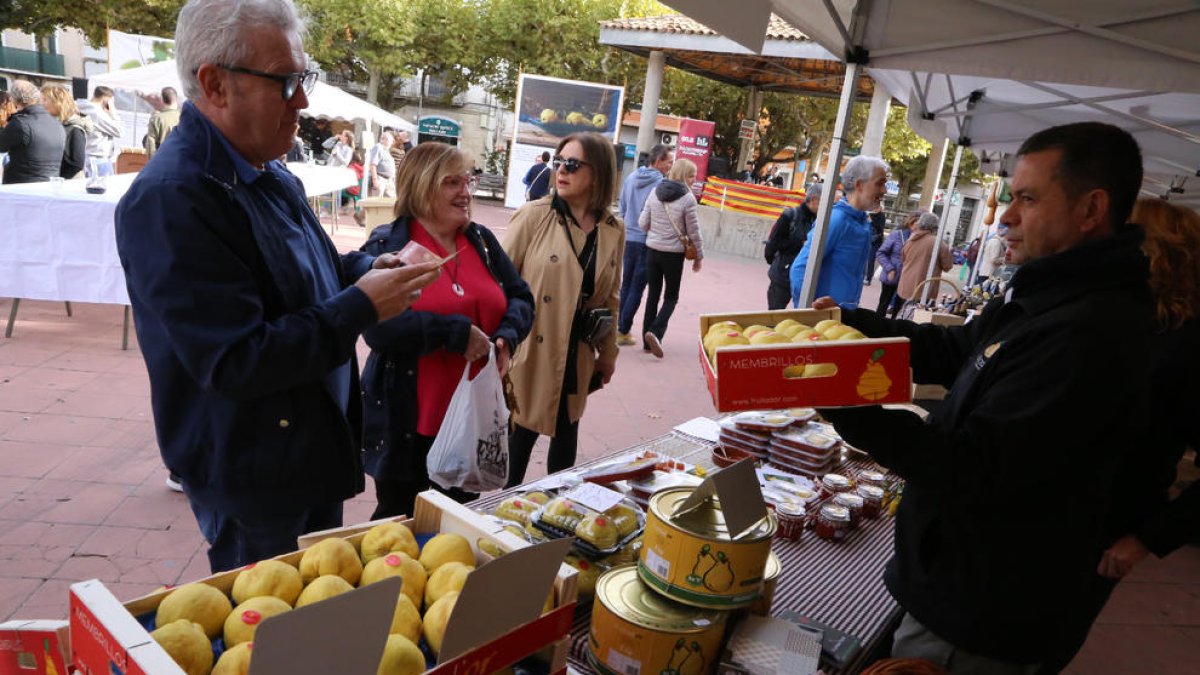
[
  {"xmin": 588, "ymin": 565, "xmax": 728, "ymax": 675},
  {"xmin": 747, "ymin": 550, "xmax": 782, "ymax": 616},
  {"xmin": 638, "ymin": 487, "xmax": 776, "ymax": 609}
]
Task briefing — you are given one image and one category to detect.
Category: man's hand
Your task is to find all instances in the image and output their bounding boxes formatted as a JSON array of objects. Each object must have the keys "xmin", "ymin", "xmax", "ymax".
[
  {"xmin": 811, "ymin": 296, "xmax": 838, "ymax": 310},
  {"xmin": 495, "ymin": 337, "xmax": 512, "ymax": 377},
  {"xmin": 885, "ymin": 269, "xmax": 897, "ymax": 284},
  {"xmin": 1098, "ymin": 534, "xmax": 1150, "ymax": 579},
  {"xmin": 596, "ymin": 359, "xmax": 615, "ymax": 385},
  {"xmin": 355, "ymin": 261, "xmax": 439, "ymax": 322},
  {"xmin": 464, "ymin": 325, "xmax": 491, "ymax": 362},
  {"xmin": 692, "ymin": 259, "xmax": 703, "ymax": 273}
]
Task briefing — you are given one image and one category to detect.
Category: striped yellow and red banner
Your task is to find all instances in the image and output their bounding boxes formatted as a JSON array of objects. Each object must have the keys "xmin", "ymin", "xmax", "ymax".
[{"xmin": 700, "ymin": 177, "xmax": 805, "ymax": 218}]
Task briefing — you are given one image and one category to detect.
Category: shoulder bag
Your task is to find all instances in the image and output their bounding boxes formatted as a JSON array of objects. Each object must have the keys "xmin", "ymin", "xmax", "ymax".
[{"xmin": 664, "ymin": 199, "xmax": 698, "ymax": 260}]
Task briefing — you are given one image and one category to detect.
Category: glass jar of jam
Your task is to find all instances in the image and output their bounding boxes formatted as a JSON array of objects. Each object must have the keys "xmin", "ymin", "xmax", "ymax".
[
  {"xmin": 819, "ymin": 473, "xmax": 852, "ymax": 500},
  {"xmin": 774, "ymin": 503, "xmax": 806, "ymax": 541},
  {"xmin": 815, "ymin": 504, "xmax": 851, "ymax": 542},
  {"xmin": 857, "ymin": 484, "xmax": 885, "ymax": 519},
  {"xmin": 857, "ymin": 469, "xmax": 887, "ymax": 487},
  {"xmin": 833, "ymin": 492, "xmax": 864, "ymax": 528}
]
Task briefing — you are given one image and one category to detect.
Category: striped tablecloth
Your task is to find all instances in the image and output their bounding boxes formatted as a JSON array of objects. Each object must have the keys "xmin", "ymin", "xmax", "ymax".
[{"xmin": 472, "ymin": 431, "xmax": 901, "ymax": 674}]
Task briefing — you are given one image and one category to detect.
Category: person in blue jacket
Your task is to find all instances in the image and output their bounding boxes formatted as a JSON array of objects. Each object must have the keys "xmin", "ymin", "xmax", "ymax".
[
  {"xmin": 615, "ymin": 144, "xmax": 673, "ymax": 345},
  {"xmin": 114, "ymin": 0, "xmax": 439, "ymax": 572},
  {"xmin": 790, "ymin": 155, "xmax": 890, "ymax": 308}
]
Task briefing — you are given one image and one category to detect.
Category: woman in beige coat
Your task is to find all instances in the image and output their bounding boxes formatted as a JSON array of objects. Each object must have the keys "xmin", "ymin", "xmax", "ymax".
[
  {"xmin": 502, "ymin": 132, "xmax": 623, "ymax": 486},
  {"xmin": 897, "ymin": 212, "xmax": 954, "ymax": 303}
]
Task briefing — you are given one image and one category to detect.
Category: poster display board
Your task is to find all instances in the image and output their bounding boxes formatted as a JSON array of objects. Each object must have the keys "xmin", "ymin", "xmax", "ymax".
[
  {"xmin": 677, "ymin": 118, "xmax": 716, "ymax": 185},
  {"xmin": 505, "ymin": 74, "xmax": 624, "ymax": 209}
]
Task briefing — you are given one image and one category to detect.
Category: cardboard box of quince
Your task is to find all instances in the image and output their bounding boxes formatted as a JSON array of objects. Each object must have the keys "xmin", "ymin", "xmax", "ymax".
[
  {"xmin": 69, "ymin": 491, "xmax": 578, "ymax": 675},
  {"xmin": 700, "ymin": 308, "xmax": 912, "ymax": 412}
]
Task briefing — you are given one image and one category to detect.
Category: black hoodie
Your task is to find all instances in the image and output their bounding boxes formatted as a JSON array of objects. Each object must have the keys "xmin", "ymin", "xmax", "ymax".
[{"xmin": 655, "ymin": 179, "xmax": 689, "ymax": 202}]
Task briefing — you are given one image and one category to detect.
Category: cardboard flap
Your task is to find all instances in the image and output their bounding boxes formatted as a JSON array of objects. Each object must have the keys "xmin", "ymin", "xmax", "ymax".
[
  {"xmin": 439, "ymin": 538, "xmax": 573, "ymax": 664},
  {"xmin": 673, "ymin": 458, "xmax": 767, "ymax": 537},
  {"xmin": 248, "ymin": 577, "xmax": 399, "ymax": 675}
]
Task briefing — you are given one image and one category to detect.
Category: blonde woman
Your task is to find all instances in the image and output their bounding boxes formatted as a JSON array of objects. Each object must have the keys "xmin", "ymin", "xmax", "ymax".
[
  {"xmin": 637, "ymin": 158, "xmax": 703, "ymax": 358},
  {"xmin": 1099, "ymin": 198, "xmax": 1200, "ymax": 579},
  {"xmin": 40, "ymin": 84, "xmax": 92, "ymax": 179},
  {"xmin": 358, "ymin": 142, "xmax": 534, "ymax": 518},
  {"xmin": 503, "ymin": 132, "xmax": 623, "ymax": 486}
]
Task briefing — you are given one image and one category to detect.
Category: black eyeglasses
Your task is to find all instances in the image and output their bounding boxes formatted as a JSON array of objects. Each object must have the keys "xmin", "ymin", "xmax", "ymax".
[
  {"xmin": 552, "ymin": 156, "xmax": 591, "ymax": 174},
  {"xmin": 215, "ymin": 64, "xmax": 319, "ymax": 100}
]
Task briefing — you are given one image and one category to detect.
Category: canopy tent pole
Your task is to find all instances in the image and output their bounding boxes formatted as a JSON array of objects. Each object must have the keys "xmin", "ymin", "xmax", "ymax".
[
  {"xmin": 797, "ymin": 0, "xmax": 873, "ymax": 308},
  {"xmin": 922, "ymin": 143, "xmax": 963, "ymax": 303}
]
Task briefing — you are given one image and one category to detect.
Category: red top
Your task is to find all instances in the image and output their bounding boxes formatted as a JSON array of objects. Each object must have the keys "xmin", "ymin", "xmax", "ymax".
[{"xmin": 409, "ymin": 220, "xmax": 507, "ymax": 437}]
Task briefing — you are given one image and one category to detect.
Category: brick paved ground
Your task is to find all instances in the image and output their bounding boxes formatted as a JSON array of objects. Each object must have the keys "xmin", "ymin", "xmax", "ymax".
[{"xmin": 0, "ymin": 198, "xmax": 1196, "ymax": 673}]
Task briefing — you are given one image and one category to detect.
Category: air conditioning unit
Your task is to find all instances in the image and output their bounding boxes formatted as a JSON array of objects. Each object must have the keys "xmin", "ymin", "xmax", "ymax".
[{"xmin": 660, "ymin": 132, "xmax": 675, "ymax": 146}]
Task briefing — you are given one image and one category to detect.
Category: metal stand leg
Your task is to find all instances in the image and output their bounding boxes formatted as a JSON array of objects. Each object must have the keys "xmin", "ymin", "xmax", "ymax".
[
  {"xmin": 122, "ymin": 305, "xmax": 132, "ymax": 351},
  {"xmin": 5, "ymin": 298, "xmax": 19, "ymax": 338},
  {"xmin": 64, "ymin": 301, "xmax": 73, "ymax": 317}
]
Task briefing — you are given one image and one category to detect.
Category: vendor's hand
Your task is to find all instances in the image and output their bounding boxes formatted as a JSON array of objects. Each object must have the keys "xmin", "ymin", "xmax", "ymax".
[
  {"xmin": 692, "ymin": 259, "xmax": 703, "ymax": 273},
  {"xmin": 371, "ymin": 252, "xmax": 405, "ymax": 269},
  {"xmin": 356, "ymin": 261, "xmax": 439, "ymax": 322},
  {"xmin": 596, "ymin": 360, "xmax": 615, "ymax": 385},
  {"xmin": 811, "ymin": 296, "xmax": 838, "ymax": 310},
  {"xmin": 494, "ymin": 337, "xmax": 512, "ymax": 377},
  {"xmin": 1098, "ymin": 534, "xmax": 1150, "ymax": 579},
  {"xmin": 464, "ymin": 325, "xmax": 491, "ymax": 362}
]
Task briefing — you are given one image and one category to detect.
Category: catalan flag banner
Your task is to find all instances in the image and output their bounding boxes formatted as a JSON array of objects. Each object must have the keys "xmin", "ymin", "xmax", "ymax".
[{"xmin": 700, "ymin": 177, "xmax": 805, "ymax": 219}]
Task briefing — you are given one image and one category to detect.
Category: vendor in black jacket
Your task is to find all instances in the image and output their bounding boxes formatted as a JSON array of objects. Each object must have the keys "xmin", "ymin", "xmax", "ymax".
[
  {"xmin": 814, "ymin": 123, "xmax": 1154, "ymax": 672},
  {"xmin": 764, "ymin": 183, "xmax": 822, "ymax": 309},
  {"xmin": 0, "ymin": 80, "xmax": 65, "ymax": 184}
]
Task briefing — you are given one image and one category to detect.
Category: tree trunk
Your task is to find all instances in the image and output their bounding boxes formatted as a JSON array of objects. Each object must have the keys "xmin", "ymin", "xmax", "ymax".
[{"xmin": 367, "ymin": 70, "xmax": 380, "ymax": 105}]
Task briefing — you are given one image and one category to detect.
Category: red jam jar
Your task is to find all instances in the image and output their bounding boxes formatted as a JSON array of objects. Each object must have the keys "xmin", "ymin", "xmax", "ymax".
[
  {"xmin": 833, "ymin": 492, "xmax": 864, "ymax": 528},
  {"xmin": 815, "ymin": 504, "xmax": 851, "ymax": 542},
  {"xmin": 819, "ymin": 473, "xmax": 853, "ymax": 500},
  {"xmin": 774, "ymin": 503, "xmax": 806, "ymax": 541},
  {"xmin": 857, "ymin": 484, "xmax": 885, "ymax": 519},
  {"xmin": 857, "ymin": 469, "xmax": 887, "ymax": 487}
]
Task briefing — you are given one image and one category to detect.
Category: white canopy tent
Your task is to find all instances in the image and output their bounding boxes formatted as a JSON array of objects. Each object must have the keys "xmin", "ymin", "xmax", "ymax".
[
  {"xmin": 662, "ymin": 0, "xmax": 1200, "ymax": 304},
  {"xmin": 89, "ymin": 60, "xmax": 415, "ymax": 132}
]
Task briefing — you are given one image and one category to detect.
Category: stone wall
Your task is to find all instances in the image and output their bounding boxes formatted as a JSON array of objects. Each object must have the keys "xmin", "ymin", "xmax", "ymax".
[{"xmin": 695, "ymin": 205, "xmax": 777, "ymax": 260}]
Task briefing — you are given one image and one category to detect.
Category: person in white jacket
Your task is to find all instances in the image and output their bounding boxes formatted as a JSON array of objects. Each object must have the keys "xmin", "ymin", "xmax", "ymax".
[
  {"xmin": 976, "ymin": 223, "xmax": 1007, "ymax": 282},
  {"xmin": 75, "ymin": 86, "xmax": 124, "ymax": 163},
  {"xmin": 638, "ymin": 158, "xmax": 703, "ymax": 358}
]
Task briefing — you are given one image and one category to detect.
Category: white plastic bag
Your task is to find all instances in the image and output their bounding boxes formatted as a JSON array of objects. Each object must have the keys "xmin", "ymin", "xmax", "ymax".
[{"xmin": 427, "ymin": 350, "xmax": 509, "ymax": 492}]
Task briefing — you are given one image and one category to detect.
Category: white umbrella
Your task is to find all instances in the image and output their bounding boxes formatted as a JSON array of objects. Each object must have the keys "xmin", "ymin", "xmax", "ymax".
[{"xmin": 89, "ymin": 60, "xmax": 415, "ymax": 131}]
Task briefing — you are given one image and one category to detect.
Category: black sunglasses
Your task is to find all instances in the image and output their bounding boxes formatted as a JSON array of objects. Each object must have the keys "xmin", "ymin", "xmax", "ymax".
[
  {"xmin": 214, "ymin": 64, "xmax": 319, "ymax": 100},
  {"xmin": 552, "ymin": 156, "xmax": 591, "ymax": 174}
]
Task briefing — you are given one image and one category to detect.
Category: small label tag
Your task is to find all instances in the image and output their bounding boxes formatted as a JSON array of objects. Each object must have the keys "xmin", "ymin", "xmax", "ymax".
[{"xmin": 564, "ymin": 482, "xmax": 624, "ymax": 513}]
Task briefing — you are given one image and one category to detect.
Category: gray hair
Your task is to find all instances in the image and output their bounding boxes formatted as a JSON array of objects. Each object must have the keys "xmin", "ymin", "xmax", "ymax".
[
  {"xmin": 804, "ymin": 182, "xmax": 823, "ymax": 203},
  {"xmin": 648, "ymin": 143, "xmax": 672, "ymax": 165},
  {"xmin": 9, "ymin": 80, "xmax": 40, "ymax": 106},
  {"xmin": 841, "ymin": 155, "xmax": 889, "ymax": 192},
  {"xmin": 917, "ymin": 212, "xmax": 941, "ymax": 232},
  {"xmin": 175, "ymin": 0, "xmax": 307, "ymax": 101}
]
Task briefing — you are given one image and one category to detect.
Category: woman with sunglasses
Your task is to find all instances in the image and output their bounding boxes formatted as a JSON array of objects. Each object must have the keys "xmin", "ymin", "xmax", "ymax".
[
  {"xmin": 502, "ymin": 132, "xmax": 623, "ymax": 486},
  {"xmin": 359, "ymin": 142, "xmax": 534, "ymax": 518}
]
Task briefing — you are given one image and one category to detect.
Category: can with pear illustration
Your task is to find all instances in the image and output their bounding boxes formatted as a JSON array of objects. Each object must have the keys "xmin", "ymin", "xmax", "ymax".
[
  {"xmin": 638, "ymin": 487, "xmax": 776, "ymax": 609},
  {"xmin": 588, "ymin": 565, "xmax": 728, "ymax": 675}
]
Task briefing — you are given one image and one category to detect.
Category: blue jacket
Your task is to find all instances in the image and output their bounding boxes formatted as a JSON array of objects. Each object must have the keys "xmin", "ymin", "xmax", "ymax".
[
  {"xmin": 790, "ymin": 199, "xmax": 872, "ymax": 307},
  {"xmin": 522, "ymin": 161, "xmax": 552, "ymax": 200},
  {"xmin": 618, "ymin": 166, "xmax": 663, "ymax": 244},
  {"xmin": 876, "ymin": 226, "xmax": 912, "ymax": 285},
  {"xmin": 115, "ymin": 103, "xmax": 378, "ymax": 517},
  {"xmin": 358, "ymin": 217, "xmax": 534, "ymax": 480}
]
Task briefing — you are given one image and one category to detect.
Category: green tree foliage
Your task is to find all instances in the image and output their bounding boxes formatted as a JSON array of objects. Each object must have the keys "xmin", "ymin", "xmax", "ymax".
[
  {"xmin": 1, "ymin": 0, "xmax": 182, "ymax": 46},
  {"xmin": 656, "ymin": 69, "xmax": 745, "ymax": 169}
]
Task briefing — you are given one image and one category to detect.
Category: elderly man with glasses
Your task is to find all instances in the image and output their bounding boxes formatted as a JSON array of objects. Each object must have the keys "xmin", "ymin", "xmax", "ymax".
[{"xmin": 114, "ymin": 0, "xmax": 440, "ymax": 572}]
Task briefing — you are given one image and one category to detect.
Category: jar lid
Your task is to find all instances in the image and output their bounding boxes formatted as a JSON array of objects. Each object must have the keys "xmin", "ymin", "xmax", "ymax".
[
  {"xmin": 821, "ymin": 473, "xmax": 851, "ymax": 490},
  {"xmin": 819, "ymin": 504, "xmax": 851, "ymax": 522},
  {"xmin": 776, "ymin": 503, "xmax": 805, "ymax": 518},
  {"xmin": 857, "ymin": 484, "xmax": 885, "ymax": 499},
  {"xmin": 834, "ymin": 493, "xmax": 864, "ymax": 508},
  {"xmin": 858, "ymin": 470, "xmax": 886, "ymax": 483}
]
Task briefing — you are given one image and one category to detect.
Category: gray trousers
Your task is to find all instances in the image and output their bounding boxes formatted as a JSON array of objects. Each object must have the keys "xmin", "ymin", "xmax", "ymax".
[{"xmin": 892, "ymin": 613, "xmax": 1045, "ymax": 675}]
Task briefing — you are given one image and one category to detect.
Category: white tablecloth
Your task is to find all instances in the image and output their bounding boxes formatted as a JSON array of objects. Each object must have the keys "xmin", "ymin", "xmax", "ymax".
[{"xmin": 0, "ymin": 164, "xmax": 359, "ymax": 307}]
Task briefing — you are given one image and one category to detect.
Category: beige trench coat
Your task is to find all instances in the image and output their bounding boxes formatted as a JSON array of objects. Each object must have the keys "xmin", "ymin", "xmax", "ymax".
[{"xmin": 502, "ymin": 198, "xmax": 624, "ymax": 436}]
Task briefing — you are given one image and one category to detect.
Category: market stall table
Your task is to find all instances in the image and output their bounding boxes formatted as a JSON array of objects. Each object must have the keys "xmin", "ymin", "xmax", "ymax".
[
  {"xmin": 472, "ymin": 432, "xmax": 901, "ymax": 674},
  {"xmin": 0, "ymin": 164, "xmax": 358, "ymax": 345}
]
